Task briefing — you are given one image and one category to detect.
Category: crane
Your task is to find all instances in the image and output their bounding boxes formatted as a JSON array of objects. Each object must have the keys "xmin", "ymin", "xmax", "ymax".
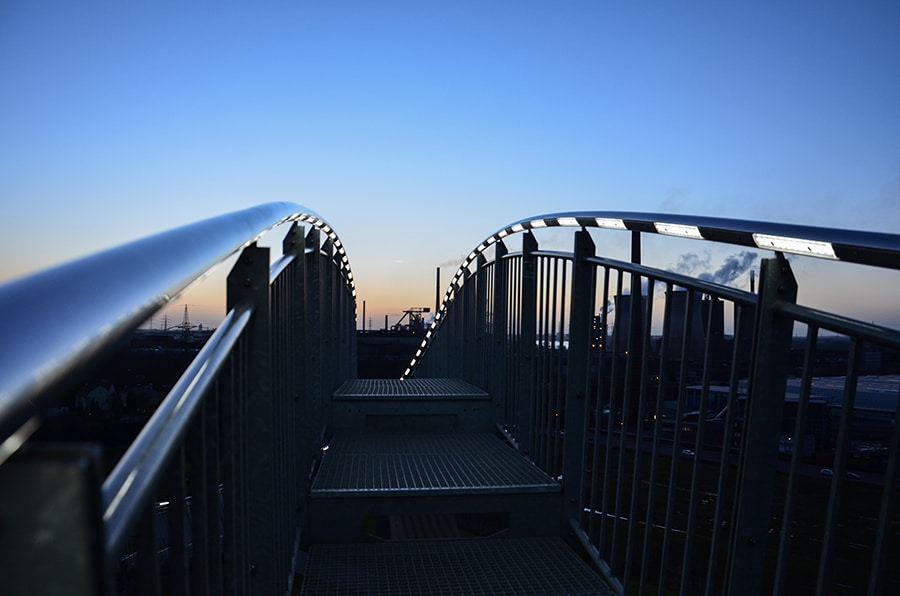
[{"xmin": 391, "ymin": 307, "xmax": 430, "ymax": 333}]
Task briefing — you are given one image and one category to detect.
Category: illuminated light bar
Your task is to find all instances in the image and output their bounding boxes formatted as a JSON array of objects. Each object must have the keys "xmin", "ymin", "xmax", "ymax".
[
  {"xmin": 477, "ymin": 243, "xmax": 486, "ymax": 252},
  {"xmin": 654, "ymin": 222, "xmax": 703, "ymax": 239},
  {"xmin": 486, "ymin": 236, "xmax": 497, "ymax": 244},
  {"xmin": 530, "ymin": 219, "xmax": 547, "ymax": 228},
  {"xmin": 498, "ymin": 229, "xmax": 509, "ymax": 238},
  {"xmin": 511, "ymin": 223, "xmax": 525, "ymax": 233},
  {"xmin": 753, "ymin": 233, "xmax": 838, "ymax": 259},
  {"xmin": 403, "ymin": 368, "xmax": 411, "ymax": 377},
  {"xmin": 595, "ymin": 217, "xmax": 627, "ymax": 230},
  {"xmin": 557, "ymin": 217, "xmax": 579, "ymax": 227},
  {"xmin": 468, "ymin": 251, "xmax": 477, "ymax": 260}
]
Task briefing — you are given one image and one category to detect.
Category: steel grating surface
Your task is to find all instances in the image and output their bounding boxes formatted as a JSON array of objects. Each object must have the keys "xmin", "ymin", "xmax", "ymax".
[
  {"xmin": 333, "ymin": 378, "xmax": 488, "ymax": 400},
  {"xmin": 300, "ymin": 536, "xmax": 613, "ymax": 595},
  {"xmin": 311, "ymin": 433, "xmax": 558, "ymax": 496}
]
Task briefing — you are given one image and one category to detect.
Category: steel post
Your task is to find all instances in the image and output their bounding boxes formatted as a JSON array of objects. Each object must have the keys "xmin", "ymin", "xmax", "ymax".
[
  {"xmin": 227, "ymin": 244, "xmax": 276, "ymax": 594},
  {"xmin": 725, "ymin": 254, "xmax": 797, "ymax": 594},
  {"xmin": 0, "ymin": 444, "xmax": 108, "ymax": 596},
  {"xmin": 562, "ymin": 230, "xmax": 596, "ymax": 525}
]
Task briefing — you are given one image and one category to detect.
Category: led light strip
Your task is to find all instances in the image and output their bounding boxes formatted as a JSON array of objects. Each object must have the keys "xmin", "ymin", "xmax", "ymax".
[
  {"xmin": 595, "ymin": 217, "xmax": 627, "ymax": 230},
  {"xmin": 753, "ymin": 233, "xmax": 838, "ymax": 259},
  {"xmin": 654, "ymin": 222, "xmax": 703, "ymax": 239}
]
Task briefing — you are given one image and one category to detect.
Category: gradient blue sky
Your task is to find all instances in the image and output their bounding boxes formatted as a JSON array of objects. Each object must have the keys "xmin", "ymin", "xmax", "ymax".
[{"xmin": 2, "ymin": 1, "xmax": 899, "ymax": 329}]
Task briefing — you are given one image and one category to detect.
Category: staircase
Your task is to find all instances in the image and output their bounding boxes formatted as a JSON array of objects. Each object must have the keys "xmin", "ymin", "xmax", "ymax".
[{"xmin": 299, "ymin": 378, "xmax": 613, "ymax": 594}]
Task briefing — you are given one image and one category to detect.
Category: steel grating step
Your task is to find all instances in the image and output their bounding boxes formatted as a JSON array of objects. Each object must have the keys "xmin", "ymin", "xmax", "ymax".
[
  {"xmin": 300, "ymin": 536, "xmax": 613, "ymax": 595},
  {"xmin": 311, "ymin": 433, "xmax": 559, "ymax": 497},
  {"xmin": 333, "ymin": 378, "xmax": 489, "ymax": 400}
]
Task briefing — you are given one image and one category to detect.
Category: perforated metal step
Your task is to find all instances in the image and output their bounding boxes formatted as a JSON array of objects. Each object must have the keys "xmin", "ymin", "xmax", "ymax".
[
  {"xmin": 311, "ymin": 433, "xmax": 558, "ymax": 497},
  {"xmin": 333, "ymin": 378, "xmax": 488, "ymax": 400},
  {"xmin": 300, "ymin": 537, "xmax": 613, "ymax": 595}
]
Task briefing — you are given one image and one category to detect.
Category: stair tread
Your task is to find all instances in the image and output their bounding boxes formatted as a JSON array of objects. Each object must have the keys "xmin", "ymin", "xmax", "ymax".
[
  {"xmin": 333, "ymin": 378, "xmax": 488, "ymax": 400},
  {"xmin": 311, "ymin": 433, "xmax": 559, "ymax": 497},
  {"xmin": 300, "ymin": 537, "xmax": 613, "ymax": 595}
]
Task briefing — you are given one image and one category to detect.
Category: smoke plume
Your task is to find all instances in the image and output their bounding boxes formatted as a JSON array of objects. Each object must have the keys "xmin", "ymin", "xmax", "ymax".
[{"xmin": 671, "ymin": 250, "xmax": 758, "ymax": 287}]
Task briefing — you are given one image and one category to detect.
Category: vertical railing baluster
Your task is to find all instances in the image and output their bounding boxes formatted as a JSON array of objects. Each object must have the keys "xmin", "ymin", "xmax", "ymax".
[
  {"xmin": 599, "ymin": 269, "xmax": 624, "ymax": 558},
  {"xmin": 305, "ymin": 228, "xmax": 323, "ymax": 446},
  {"xmin": 588, "ymin": 265, "xmax": 611, "ymax": 540},
  {"xmin": 773, "ymin": 325, "xmax": 818, "ymax": 594},
  {"xmin": 658, "ymin": 288, "xmax": 696, "ymax": 591},
  {"xmin": 704, "ymin": 300, "xmax": 748, "ymax": 596},
  {"xmin": 639, "ymin": 281, "xmax": 674, "ymax": 596},
  {"xmin": 726, "ymin": 254, "xmax": 797, "ymax": 594},
  {"xmin": 868, "ymin": 381, "xmax": 900, "ymax": 596},
  {"xmin": 136, "ymin": 500, "xmax": 161, "ymax": 596},
  {"xmin": 321, "ymin": 238, "xmax": 335, "ymax": 395},
  {"xmin": 465, "ymin": 264, "xmax": 478, "ymax": 383},
  {"xmin": 492, "ymin": 241, "xmax": 509, "ymax": 424},
  {"xmin": 518, "ymin": 232, "xmax": 538, "ymax": 454},
  {"xmin": 168, "ymin": 444, "xmax": 189, "ymax": 596},
  {"xmin": 680, "ymin": 296, "xmax": 717, "ymax": 594},
  {"xmin": 611, "ymin": 270, "xmax": 642, "ymax": 575},
  {"xmin": 623, "ymin": 276, "xmax": 655, "ymax": 592},
  {"xmin": 816, "ymin": 339, "xmax": 863, "ymax": 592},
  {"xmin": 474, "ymin": 255, "xmax": 487, "ymax": 391}
]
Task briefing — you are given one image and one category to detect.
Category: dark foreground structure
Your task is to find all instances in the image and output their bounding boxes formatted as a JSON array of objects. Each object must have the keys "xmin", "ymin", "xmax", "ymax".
[{"xmin": 1, "ymin": 202, "xmax": 898, "ymax": 595}]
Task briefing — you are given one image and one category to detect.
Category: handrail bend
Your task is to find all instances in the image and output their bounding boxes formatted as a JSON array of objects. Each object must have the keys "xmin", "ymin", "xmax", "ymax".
[
  {"xmin": 0, "ymin": 201, "xmax": 355, "ymax": 443},
  {"xmin": 404, "ymin": 211, "xmax": 900, "ymax": 378}
]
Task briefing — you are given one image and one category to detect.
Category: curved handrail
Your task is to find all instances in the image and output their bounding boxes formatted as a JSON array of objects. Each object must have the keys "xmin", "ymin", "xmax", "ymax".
[
  {"xmin": 0, "ymin": 201, "xmax": 356, "ymax": 441},
  {"xmin": 403, "ymin": 210, "xmax": 900, "ymax": 378}
]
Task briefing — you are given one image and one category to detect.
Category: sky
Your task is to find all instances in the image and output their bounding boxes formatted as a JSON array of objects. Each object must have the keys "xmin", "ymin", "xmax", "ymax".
[{"xmin": 1, "ymin": 1, "xmax": 899, "ymax": 330}]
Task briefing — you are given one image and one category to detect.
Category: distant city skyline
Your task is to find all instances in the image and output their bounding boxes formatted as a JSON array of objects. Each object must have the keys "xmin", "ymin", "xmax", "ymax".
[{"xmin": 2, "ymin": 2, "xmax": 899, "ymax": 329}]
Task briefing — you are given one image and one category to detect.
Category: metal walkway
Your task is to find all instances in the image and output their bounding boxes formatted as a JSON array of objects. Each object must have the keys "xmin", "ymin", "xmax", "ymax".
[
  {"xmin": 301, "ymin": 378, "xmax": 610, "ymax": 593},
  {"xmin": 301, "ymin": 537, "xmax": 614, "ymax": 595},
  {"xmin": 311, "ymin": 432, "xmax": 558, "ymax": 497}
]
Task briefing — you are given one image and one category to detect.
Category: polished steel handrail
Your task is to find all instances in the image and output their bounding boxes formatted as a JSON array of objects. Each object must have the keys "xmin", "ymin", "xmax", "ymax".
[
  {"xmin": 101, "ymin": 303, "xmax": 253, "ymax": 555},
  {"xmin": 404, "ymin": 211, "xmax": 900, "ymax": 377},
  {"xmin": 0, "ymin": 201, "xmax": 356, "ymax": 442}
]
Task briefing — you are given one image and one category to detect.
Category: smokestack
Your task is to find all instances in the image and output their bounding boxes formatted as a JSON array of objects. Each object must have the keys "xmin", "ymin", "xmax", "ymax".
[
  {"xmin": 435, "ymin": 267, "xmax": 441, "ymax": 317},
  {"xmin": 750, "ymin": 269, "xmax": 756, "ymax": 293},
  {"xmin": 384, "ymin": 314, "xmax": 389, "ymax": 331},
  {"xmin": 362, "ymin": 300, "xmax": 366, "ymax": 332}
]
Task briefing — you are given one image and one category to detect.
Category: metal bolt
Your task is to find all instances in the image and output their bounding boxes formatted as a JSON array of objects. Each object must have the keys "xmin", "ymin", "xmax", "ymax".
[{"xmin": 747, "ymin": 536, "xmax": 758, "ymax": 545}]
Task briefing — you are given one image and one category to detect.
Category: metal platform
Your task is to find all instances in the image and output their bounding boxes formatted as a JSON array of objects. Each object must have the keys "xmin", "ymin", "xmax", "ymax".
[
  {"xmin": 311, "ymin": 433, "xmax": 558, "ymax": 497},
  {"xmin": 300, "ymin": 537, "xmax": 613, "ymax": 595},
  {"xmin": 333, "ymin": 378, "xmax": 489, "ymax": 400}
]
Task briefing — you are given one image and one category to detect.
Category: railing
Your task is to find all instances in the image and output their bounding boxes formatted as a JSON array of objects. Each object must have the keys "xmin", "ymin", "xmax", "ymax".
[
  {"xmin": 409, "ymin": 212, "xmax": 900, "ymax": 595},
  {"xmin": 0, "ymin": 202, "xmax": 357, "ymax": 595}
]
